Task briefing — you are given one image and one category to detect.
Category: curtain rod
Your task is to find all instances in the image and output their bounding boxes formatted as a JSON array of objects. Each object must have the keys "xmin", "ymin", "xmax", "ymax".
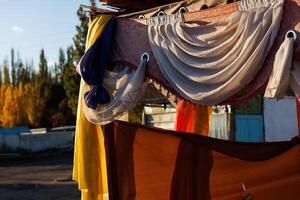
[{"xmin": 80, "ymin": 4, "xmax": 125, "ymax": 14}]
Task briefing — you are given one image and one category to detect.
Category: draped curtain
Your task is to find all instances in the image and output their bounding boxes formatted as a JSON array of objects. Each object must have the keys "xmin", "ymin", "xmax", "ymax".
[{"xmin": 148, "ymin": 0, "xmax": 283, "ymax": 105}]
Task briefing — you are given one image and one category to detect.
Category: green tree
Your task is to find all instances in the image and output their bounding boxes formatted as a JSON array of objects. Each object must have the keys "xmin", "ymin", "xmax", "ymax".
[
  {"xmin": 0, "ymin": 68, "xmax": 2, "ymax": 84},
  {"xmin": 63, "ymin": 0, "xmax": 96, "ymax": 115},
  {"xmin": 18, "ymin": 60, "xmax": 31, "ymax": 84},
  {"xmin": 63, "ymin": 1, "xmax": 91, "ymax": 115},
  {"xmin": 54, "ymin": 48, "xmax": 65, "ymax": 83},
  {"xmin": 3, "ymin": 60, "xmax": 10, "ymax": 85},
  {"xmin": 63, "ymin": 46, "xmax": 79, "ymax": 115},
  {"xmin": 72, "ymin": 5, "xmax": 89, "ymax": 61},
  {"xmin": 11, "ymin": 49, "xmax": 16, "ymax": 86},
  {"xmin": 39, "ymin": 49, "xmax": 48, "ymax": 81},
  {"xmin": 58, "ymin": 48, "xmax": 65, "ymax": 82}
]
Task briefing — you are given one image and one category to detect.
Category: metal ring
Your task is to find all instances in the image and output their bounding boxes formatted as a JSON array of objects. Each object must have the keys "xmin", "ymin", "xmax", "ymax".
[
  {"xmin": 85, "ymin": 11, "xmax": 91, "ymax": 18},
  {"xmin": 138, "ymin": 15, "xmax": 145, "ymax": 19},
  {"xmin": 286, "ymin": 30, "xmax": 297, "ymax": 40},
  {"xmin": 178, "ymin": 7, "xmax": 188, "ymax": 13},
  {"xmin": 157, "ymin": 11, "xmax": 166, "ymax": 17},
  {"xmin": 141, "ymin": 53, "xmax": 150, "ymax": 62}
]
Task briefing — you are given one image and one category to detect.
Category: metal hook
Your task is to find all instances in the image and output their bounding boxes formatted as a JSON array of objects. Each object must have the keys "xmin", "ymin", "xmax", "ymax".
[
  {"xmin": 286, "ymin": 30, "xmax": 297, "ymax": 40},
  {"xmin": 178, "ymin": 7, "xmax": 188, "ymax": 13},
  {"xmin": 157, "ymin": 11, "xmax": 166, "ymax": 17},
  {"xmin": 138, "ymin": 15, "xmax": 145, "ymax": 19},
  {"xmin": 141, "ymin": 53, "xmax": 150, "ymax": 63}
]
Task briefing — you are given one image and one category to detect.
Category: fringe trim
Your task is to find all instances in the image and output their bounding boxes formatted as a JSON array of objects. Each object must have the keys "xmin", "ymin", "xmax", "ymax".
[
  {"xmin": 147, "ymin": 13, "xmax": 183, "ymax": 26},
  {"xmin": 147, "ymin": 78, "xmax": 179, "ymax": 106},
  {"xmin": 238, "ymin": 0, "xmax": 283, "ymax": 11}
]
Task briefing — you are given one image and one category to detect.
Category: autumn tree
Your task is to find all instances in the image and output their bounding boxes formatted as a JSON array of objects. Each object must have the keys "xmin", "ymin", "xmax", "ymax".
[
  {"xmin": 0, "ymin": 1, "xmax": 99, "ymax": 127},
  {"xmin": 1, "ymin": 86, "xmax": 20, "ymax": 127},
  {"xmin": 0, "ymin": 84, "xmax": 7, "ymax": 126},
  {"xmin": 16, "ymin": 83, "xmax": 28, "ymax": 126},
  {"xmin": 25, "ymin": 83, "xmax": 45, "ymax": 127}
]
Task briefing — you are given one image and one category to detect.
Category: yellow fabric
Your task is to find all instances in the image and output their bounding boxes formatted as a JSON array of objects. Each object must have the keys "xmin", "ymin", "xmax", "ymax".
[{"xmin": 73, "ymin": 15, "xmax": 111, "ymax": 200}]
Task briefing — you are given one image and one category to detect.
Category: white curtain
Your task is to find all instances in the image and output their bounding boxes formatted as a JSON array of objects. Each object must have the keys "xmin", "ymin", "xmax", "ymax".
[
  {"xmin": 82, "ymin": 59, "xmax": 148, "ymax": 125},
  {"xmin": 148, "ymin": 0, "xmax": 283, "ymax": 105},
  {"xmin": 265, "ymin": 31, "xmax": 295, "ymax": 98}
]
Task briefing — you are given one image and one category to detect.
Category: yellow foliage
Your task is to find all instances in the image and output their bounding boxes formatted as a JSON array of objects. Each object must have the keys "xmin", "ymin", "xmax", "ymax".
[
  {"xmin": 0, "ymin": 83, "xmax": 45, "ymax": 127},
  {"xmin": 17, "ymin": 83, "xmax": 28, "ymax": 126},
  {"xmin": 0, "ymin": 85, "xmax": 8, "ymax": 126},
  {"xmin": 1, "ymin": 85, "xmax": 20, "ymax": 127},
  {"xmin": 25, "ymin": 83, "xmax": 45, "ymax": 127}
]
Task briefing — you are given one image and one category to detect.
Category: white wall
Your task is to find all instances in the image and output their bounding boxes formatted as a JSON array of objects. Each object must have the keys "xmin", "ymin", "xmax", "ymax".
[
  {"xmin": 0, "ymin": 131, "xmax": 74, "ymax": 153},
  {"xmin": 264, "ymin": 97, "xmax": 298, "ymax": 141},
  {"xmin": 143, "ymin": 105, "xmax": 177, "ymax": 130},
  {"xmin": 19, "ymin": 131, "xmax": 74, "ymax": 152}
]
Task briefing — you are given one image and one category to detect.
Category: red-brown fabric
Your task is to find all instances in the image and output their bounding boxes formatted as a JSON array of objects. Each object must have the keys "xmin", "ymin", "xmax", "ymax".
[
  {"xmin": 110, "ymin": 0, "xmax": 300, "ymax": 105},
  {"xmin": 183, "ymin": 2, "xmax": 238, "ymax": 23},
  {"xmin": 175, "ymin": 100, "xmax": 211, "ymax": 136},
  {"xmin": 104, "ymin": 121, "xmax": 300, "ymax": 200}
]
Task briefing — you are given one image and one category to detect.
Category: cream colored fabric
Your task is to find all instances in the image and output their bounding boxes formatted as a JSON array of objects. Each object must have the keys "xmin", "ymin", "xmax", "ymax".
[
  {"xmin": 265, "ymin": 34, "xmax": 295, "ymax": 98},
  {"xmin": 148, "ymin": 0, "xmax": 283, "ymax": 105},
  {"xmin": 82, "ymin": 59, "xmax": 148, "ymax": 125}
]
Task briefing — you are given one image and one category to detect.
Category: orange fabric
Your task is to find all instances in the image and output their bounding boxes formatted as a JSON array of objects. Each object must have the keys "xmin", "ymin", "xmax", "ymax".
[
  {"xmin": 175, "ymin": 100, "xmax": 211, "ymax": 136},
  {"xmin": 104, "ymin": 121, "xmax": 300, "ymax": 200},
  {"xmin": 211, "ymin": 147, "xmax": 300, "ymax": 200}
]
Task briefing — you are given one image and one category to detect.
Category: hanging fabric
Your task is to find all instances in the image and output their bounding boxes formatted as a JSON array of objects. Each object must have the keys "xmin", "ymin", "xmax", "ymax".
[
  {"xmin": 265, "ymin": 30, "xmax": 297, "ymax": 98},
  {"xmin": 110, "ymin": 0, "xmax": 300, "ymax": 105},
  {"xmin": 110, "ymin": 0, "xmax": 234, "ymax": 106},
  {"xmin": 82, "ymin": 53, "xmax": 149, "ymax": 125},
  {"xmin": 73, "ymin": 15, "xmax": 111, "ymax": 200},
  {"xmin": 175, "ymin": 100, "xmax": 211, "ymax": 136},
  {"xmin": 147, "ymin": 0, "xmax": 283, "ymax": 105},
  {"xmin": 77, "ymin": 16, "xmax": 117, "ymax": 109},
  {"xmin": 104, "ymin": 120, "xmax": 300, "ymax": 200}
]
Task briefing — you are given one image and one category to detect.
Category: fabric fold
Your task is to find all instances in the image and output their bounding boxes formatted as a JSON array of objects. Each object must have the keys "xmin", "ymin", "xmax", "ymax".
[
  {"xmin": 82, "ymin": 57, "xmax": 148, "ymax": 125},
  {"xmin": 265, "ymin": 29, "xmax": 299, "ymax": 99},
  {"xmin": 265, "ymin": 31, "xmax": 295, "ymax": 98},
  {"xmin": 148, "ymin": 0, "xmax": 283, "ymax": 105},
  {"xmin": 104, "ymin": 120, "xmax": 300, "ymax": 200},
  {"xmin": 77, "ymin": 17, "xmax": 117, "ymax": 109}
]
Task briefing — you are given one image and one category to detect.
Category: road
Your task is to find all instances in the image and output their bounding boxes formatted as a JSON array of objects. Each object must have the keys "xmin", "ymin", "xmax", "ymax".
[{"xmin": 0, "ymin": 151, "xmax": 80, "ymax": 200}]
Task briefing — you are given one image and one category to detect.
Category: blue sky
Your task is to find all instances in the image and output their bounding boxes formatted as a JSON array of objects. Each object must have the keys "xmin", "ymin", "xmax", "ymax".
[{"xmin": 0, "ymin": 0, "xmax": 101, "ymax": 70}]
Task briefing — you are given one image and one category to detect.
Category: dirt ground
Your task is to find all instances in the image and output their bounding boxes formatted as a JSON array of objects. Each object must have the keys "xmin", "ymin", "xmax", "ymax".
[{"xmin": 0, "ymin": 151, "xmax": 80, "ymax": 200}]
